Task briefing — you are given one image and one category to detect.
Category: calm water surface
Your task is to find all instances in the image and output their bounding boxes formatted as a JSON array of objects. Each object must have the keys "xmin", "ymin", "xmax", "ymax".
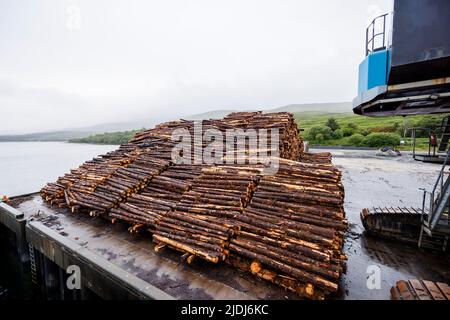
[{"xmin": 0, "ymin": 142, "xmax": 117, "ymax": 197}]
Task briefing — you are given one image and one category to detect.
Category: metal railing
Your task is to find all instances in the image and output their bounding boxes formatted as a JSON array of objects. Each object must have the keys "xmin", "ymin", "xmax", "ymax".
[
  {"xmin": 409, "ymin": 116, "xmax": 450, "ymax": 159},
  {"xmin": 425, "ymin": 149, "xmax": 450, "ymax": 229},
  {"xmin": 366, "ymin": 13, "xmax": 389, "ymax": 56}
]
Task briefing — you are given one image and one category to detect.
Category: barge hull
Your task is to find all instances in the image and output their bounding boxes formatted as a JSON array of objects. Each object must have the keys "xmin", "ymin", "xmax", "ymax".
[{"xmin": 0, "ymin": 194, "xmax": 299, "ymax": 300}]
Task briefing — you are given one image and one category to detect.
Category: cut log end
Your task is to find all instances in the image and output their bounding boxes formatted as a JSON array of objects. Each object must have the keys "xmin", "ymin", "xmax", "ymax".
[
  {"xmin": 305, "ymin": 283, "xmax": 314, "ymax": 297},
  {"xmin": 250, "ymin": 261, "xmax": 262, "ymax": 274}
]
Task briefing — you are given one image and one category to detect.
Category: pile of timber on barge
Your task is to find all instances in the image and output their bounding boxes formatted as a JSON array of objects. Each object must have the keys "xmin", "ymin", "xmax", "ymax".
[
  {"xmin": 40, "ymin": 112, "xmax": 347, "ymax": 299},
  {"xmin": 229, "ymin": 159, "xmax": 346, "ymax": 297}
]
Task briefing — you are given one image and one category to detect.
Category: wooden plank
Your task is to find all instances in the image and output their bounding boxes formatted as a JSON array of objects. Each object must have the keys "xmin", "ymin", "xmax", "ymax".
[
  {"xmin": 409, "ymin": 279, "xmax": 432, "ymax": 300},
  {"xmin": 422, "ymin": 280, "xmax": 446, "ymax": 300},
  {"xmin": 436, "ymin": 282, "xmax": 450, "ymax": 300}
]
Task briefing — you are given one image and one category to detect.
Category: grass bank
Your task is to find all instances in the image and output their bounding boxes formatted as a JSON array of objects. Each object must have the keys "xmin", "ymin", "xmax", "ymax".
[
  {"xmin": 294, "ymin": 112, "xmax": 446, "ymax": 151},
  {"xmin": 69, "ymin": 130, "xmax": 142, "ymax": 145}
]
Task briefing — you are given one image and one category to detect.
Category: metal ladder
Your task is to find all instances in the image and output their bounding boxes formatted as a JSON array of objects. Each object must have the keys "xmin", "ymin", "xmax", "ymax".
[
  {"xmin": 29, "ymin": 243, "xmax": 38, "ymax": 285},
  {"xmin": 438, "ymin": 116, "xmax": 450, "ymax": 153},
  {"xmin": 419, "ymin": 149, "xmax": 450, "ymax": 250}
]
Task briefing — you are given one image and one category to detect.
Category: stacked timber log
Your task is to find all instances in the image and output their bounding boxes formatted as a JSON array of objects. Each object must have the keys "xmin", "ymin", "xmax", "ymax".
[
  {"xmin": 223, "ymin": 111, "xmax": 262, "ymax": 122},
  {"xmin": 153, "ymin": 166, "xmax": 260, "ymax": 264},
  {"xmin": 71, "ymin": 157, "xmax": 169, "ymax": 215},
  {"xmin": 129, "ymin": 120, "xmax": 193, "ymax": 145},
  {"xmin": 229, "ymin": 158, "xmax": 347, "ymax": 299},
  {"xmin": 130, "ymin": 119, "xmax": 230, "ymax": 163},
  {"xmin": 40, "ymin": 112, "xmax": 348, "ymax": 299},
  {"xmin": 300, "ymin": 152, "xmax": 333, "ymax": 164},
  {"xmin": 248, "ymin": 112, "xmax": 303, "ymax": 160},
  {"xmin": 223, "ymin": 112, "xmax": 304, "ymax": 160},
  {"xmin": 41, "ymin": 135, "xmax": 177, "ymax": 215},
  {"xmin": 63, "ymin": 139, "xmax": 173, "ymax": 215},
  {"xmin": 40, "ymin": 144, "xmax": 138, "ymax": 207},
  {"xmin": 42, "ymin": 111, "xmax": 302, "ymax": 207},
  {"xmin": 110, "ymin": 165, "xmax": 203, "ymax": 231}
]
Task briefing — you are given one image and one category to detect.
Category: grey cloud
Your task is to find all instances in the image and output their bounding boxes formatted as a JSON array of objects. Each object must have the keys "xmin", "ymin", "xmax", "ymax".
[{"xmin": 0, "ymin": 0, "xmax": 393, "ymax": 132}]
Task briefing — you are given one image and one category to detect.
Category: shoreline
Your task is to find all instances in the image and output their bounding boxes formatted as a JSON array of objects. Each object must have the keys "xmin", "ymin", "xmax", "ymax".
[{"xmin": 0, "ymin": 140, "xmax": 430, "ymax": 152}]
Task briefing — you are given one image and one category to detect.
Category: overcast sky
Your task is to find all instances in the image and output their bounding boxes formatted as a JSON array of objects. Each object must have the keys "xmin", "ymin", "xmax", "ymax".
[{"xmin": 0, "ymin": 0, "xmax": 392, "ymax": 133}]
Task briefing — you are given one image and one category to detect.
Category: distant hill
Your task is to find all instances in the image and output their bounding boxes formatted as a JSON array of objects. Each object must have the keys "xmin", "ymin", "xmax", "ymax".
[
  {"xmin": 186, "ymin": 102, "xmax": 352, "ymax": 120},
  {"xmin": 0, "ymin": 102, "xmax": 352, "ymax": 142},
  {"xmin": 0, "ymin": 121, "xmax": 150, "ymax": 142},
  {"xmin": 185, "ymin": 109, "xmax": 241, "ymax": 120},
  {"xmin": 270, "ymin": 102, "xmax": 352, "ymax": 114},
  {"xmin": 0, "ymin": 130, "xmax": 96, "ymax": 142}
]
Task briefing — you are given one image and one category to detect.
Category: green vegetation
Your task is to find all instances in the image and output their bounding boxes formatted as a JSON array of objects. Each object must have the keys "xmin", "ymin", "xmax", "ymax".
[
  {"xmin": 325, "ymin": 118, "xmax": 340, "ymax": 131},
  {"xmin": 295, "ymin": 112, "xmax": 448, "ymax": 150},
  {"xmin": 66, "ymin": 111, "xmax": 447, "ymax": 150},
  {"xmin": 347, "ymin": 133, "xmax": 364, "ymax": 146},
  {"xmin": 361, "ymin": 133, "xmax": 401, "ymax": 148},
  {"xmin": 69, "ymin": 130, "xmax": 143, "ymax": 145},
  {"xmin": 332, "ymin": 129, "xmax": 344, "ymax": 140},
  {"xmin": 305, "ymin": 125, "xmax": 333, "ymax": 141}
]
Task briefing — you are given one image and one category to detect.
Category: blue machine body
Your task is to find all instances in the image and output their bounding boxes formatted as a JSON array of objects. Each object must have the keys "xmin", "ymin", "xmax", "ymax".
[
  {"xmin": 353, "ymin": 0, "xmax": 450, "ymax": 117},
  {"xmin": 357, "ymin": 49, "xmax": 391, "ymax": 95}
]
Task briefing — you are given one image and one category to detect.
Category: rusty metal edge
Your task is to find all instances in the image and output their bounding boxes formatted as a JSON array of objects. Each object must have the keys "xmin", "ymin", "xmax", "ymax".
[
  {"xmin": 0, "ymin": 195, "xmax": 175, "ymax": 300},
  {"xmin": 25, "ymin": 220, "xmax": 175, "ymax": 300},
  {"xmin": 0, "ymin": 201, "xmax": 26, "ymax": 235}
]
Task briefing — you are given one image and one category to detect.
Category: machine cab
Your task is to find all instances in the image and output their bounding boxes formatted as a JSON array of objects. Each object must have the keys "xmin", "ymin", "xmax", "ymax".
[{"xmin": 353, "ymin": 0, "xmax": 450, "ymax": 117}]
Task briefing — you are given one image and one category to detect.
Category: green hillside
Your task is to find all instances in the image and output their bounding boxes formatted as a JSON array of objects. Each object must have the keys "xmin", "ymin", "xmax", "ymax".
[
  {"xmin": 295, "ymin": 112, "xmax": 445, "ymax": 131},
  {"xmin": 66, "ymin": 111, "xmax": 447, "ymax": 150},
  {"xmin": 69, "ymin": 130, "xmax": 142, "ymax": 145},
  {"xmin": 295, "ymin": 112, "xmax": 447, "ymax": 150}
]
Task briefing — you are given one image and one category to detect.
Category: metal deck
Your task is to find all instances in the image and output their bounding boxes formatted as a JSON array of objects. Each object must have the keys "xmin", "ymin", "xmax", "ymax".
[{"xmin": 0, "ymin": 193, "xmax": 300, "ymax": 300}]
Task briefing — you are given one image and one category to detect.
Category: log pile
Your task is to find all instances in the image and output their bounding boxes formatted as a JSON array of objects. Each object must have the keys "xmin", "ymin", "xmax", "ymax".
[
  {"xmin": 63, "ymin": 139, "xmax": 174, "ymax": 215},
  {"xmin": 110, "ymin": 165, "xmax": 202, "ymax": 230},
  {"xmin": 300, "ymin": 152, "xmax": 333, "ymax": 164},
  {"xmin": 248, "ymin": 112, "xmax": 303, "ymax": 160},
  {"xmin": 153, "ymin": 166, "xmax": 260, "ymax": 263},
  {"xmin": 130, "ymin": 119, "xmax": 237, "ymax": 163},
  {"xmin": 41, "ymin": 137, "xmax": 176, "ymax": 215},
  {"xmin": 224, "ymin": 112, "xmax": 304, "ymax": 160},
  {"xmin": 129, "ymin": 120, "xmax": 193, "ymax": 146},
  {"xmin": 40, "ymin": 144, "xmax": 138, "ymax": 207},
  {"xmin": 132, "ymin": 111, "xmax": 303, "ymax": 163},
  {"xmin": 42, "ymin": 111, "xmax": 302, "ymax": 209},
  {"xmin": 229, "ymin": 158, "xmax": 347, "ymax": 299},
  {"xmin": 40, "ymin": 112, "xmax": 348, "ymax": 299}
]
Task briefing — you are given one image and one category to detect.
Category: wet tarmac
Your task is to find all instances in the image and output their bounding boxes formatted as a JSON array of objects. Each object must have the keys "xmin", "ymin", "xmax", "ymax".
[{"xmin": 324, "ymin": 149, "xmax": 450, "ymax": 300}]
